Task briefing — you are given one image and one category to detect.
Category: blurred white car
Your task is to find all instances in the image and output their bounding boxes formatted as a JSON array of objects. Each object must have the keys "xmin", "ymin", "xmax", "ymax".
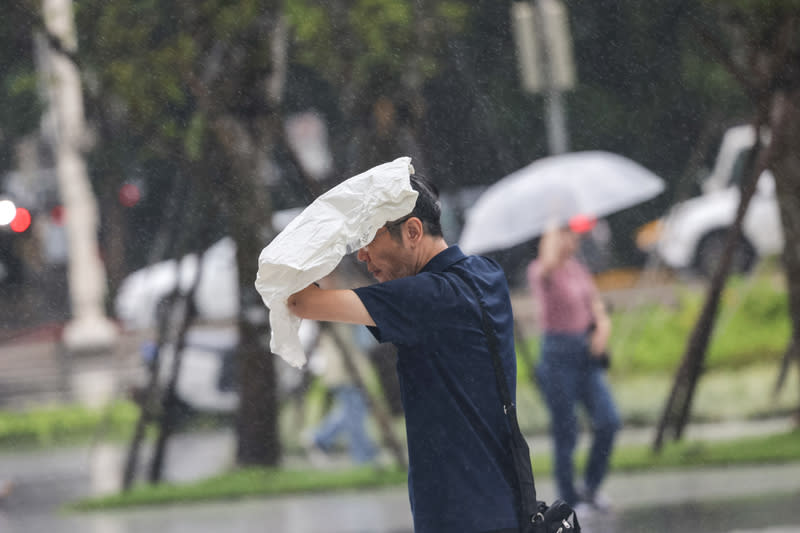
[
  {"xmin": 135, "ymin": 321, "xmax": 316, "ymax": 414},
  {"xmin": 115, "ymin": 207, "xmax": 303, "ymax": 330},
  {"xmin": 115, "ymin": 208, "xmax": 309, "ymax": 413},
  {"xmin": 115, "ymin": 236, "xmax": 240, "ymax": 330},
  {"xmin": 638, "ymin": 125, "xmax": 784, "ymax": 277}
]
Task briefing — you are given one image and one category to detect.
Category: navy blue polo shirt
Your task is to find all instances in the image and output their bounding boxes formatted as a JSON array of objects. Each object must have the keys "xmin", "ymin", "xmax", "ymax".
[{"xmin": 353, "ymin": 245, "xmax": 519, "ymax": 533}]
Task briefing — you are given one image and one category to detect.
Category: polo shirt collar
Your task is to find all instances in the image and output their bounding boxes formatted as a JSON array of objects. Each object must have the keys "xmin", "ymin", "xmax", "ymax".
[{"xmin": 420, "ymin": 245, "xmax": 466, "ymax": 274}]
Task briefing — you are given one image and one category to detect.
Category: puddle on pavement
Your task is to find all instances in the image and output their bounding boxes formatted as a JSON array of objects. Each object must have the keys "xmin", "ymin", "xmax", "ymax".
[{"xmin": 582, "ymin": 491, "xmax": 800, "ymax": 533}]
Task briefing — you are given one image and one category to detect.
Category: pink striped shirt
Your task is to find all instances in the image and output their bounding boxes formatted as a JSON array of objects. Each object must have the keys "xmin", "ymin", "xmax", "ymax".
[{"xmin": 527, "ymin": 257, "xmax": 596, "ymax": 334}]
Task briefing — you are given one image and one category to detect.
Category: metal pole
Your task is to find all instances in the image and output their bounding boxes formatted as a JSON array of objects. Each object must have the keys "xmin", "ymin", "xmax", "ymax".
[
  {"xmin": 531, "ymin": 0, "xmax": 570, "ymax": 155},
  {"xmin": 545, "ymin": 86, "xmax": 569, "ymax": 155}
]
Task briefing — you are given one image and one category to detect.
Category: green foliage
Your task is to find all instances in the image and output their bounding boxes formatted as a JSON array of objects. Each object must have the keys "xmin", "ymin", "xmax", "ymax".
[
  {"xmin": 708, "ymin": 0, "xmax": 800, "ymax": 18},
  {"xmin": 703, "ymin": 0, "xmax": 800, "ymax": 65},
  {"xmin": 184, "ymin": 112, "xmax": 208, "ymax": 161},
  {"xmin": 569, "ymin": 87, "xmax": 631, "ymax": 151},
  {"xmin": 76, "ymin": 0, "xmax": 283, "ymax": 159},
  {"xmin": 537, "ymin": 427, "xmax": 800, "ymax": 475},
  {"xmin": 82, "ymin": 1, "xmax": 195, "ymax": 148},
  {"xmin": 203, "ymin": 0, "xmax": 263, "ymax": 37},
  {"xmin": 680, "ymin": 49, "xmax": 747, "ymax": 111},
  {"xmin": 0, "ymin": 402, "xmax": 139, "ymax": 448},
  {"xmin": 0, "ymin": 2, "xmax": 39, "ymax": 169},
  {"xmin": 707, "ymin": 275, "xmax": 790, "ymax": 366},
  {"xmin": 608, "ymin": 292, "xmax": 700, "ymax": 375},
  {"xmin": 350, "ymin": 1, "xmax": 413, "ymax": 56},
  {"xmin": 71, "ymin": 464, "xmax": 408, "ymax": 510},
  {"xmin": 0, "ymin": 67, "xmax": 40, "ymax": 143},
  {"xmin": 607, "ymin": 428, "xmax": 800, "ymax": 472},
  {"xmin": 607, "ymin": 275, "xmax": 788, "ymax": 375},
  {"xmin": 285, "ymin": 0, "xmax": 470, "ymax": 90}
]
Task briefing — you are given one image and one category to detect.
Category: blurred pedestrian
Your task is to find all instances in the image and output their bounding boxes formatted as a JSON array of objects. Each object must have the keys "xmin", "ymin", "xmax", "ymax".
[
  {"xmin": 304, "ymin": 320, "xmax": 378, "ymax": 466},
  {"xmin": 0, "ymin": 478, "xmax": 13, "ymax": 502},
  {"xmin": 289, "ymin": 174, "xmax": 522, "ymax": 533},
  {"xmin": 527, "ymin": 215, "xmax": 621, "ymax": 512}
]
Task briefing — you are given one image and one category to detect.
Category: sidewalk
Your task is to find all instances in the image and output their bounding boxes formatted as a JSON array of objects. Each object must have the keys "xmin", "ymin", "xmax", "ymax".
[{"xmin": 0, "ymin": 326, "xmax": 147, "ymax": 409}]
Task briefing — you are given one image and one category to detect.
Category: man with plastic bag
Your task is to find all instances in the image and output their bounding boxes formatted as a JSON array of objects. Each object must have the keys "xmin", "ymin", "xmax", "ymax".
[{"xmin": 284, "ymin": 168, "xmax": 522, "ymax": 533}]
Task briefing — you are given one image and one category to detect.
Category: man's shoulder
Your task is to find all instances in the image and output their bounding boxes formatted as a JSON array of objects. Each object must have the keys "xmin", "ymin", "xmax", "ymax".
[
  {"xmin": 450, "ymin": 254, "xmax": 508, "ymax": 284},
  {"xmin": 353, "ymin": 272, "xmax": 451, "ymax": 303},
  {"xmin": 447, "ymin": 252, "xmax": 496, "ymax": 270}
]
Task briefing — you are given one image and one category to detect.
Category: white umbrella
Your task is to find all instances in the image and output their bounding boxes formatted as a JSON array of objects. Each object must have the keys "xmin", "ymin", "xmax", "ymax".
[{"xmin": 459, "ymin": 151, "xmax": 665, "ymax": 254}]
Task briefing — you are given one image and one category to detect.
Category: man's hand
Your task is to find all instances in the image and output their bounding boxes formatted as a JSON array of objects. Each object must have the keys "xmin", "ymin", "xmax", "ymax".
[
  {"xmin": 589, "ymin": 318, "xmax": 610, "ymax": 356},
  {"xmin": 287, "ymin": 283, "xmax": 375, "ymax": 326}
]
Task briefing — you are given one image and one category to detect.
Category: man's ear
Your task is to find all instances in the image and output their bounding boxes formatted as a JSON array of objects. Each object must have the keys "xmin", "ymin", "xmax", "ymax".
[{"xmin": 405, "ymin": 217, "xmax": 424, "ymax": 244}]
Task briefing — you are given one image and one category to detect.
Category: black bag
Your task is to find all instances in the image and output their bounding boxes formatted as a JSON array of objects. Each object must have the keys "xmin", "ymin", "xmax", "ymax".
[
  {"xmin": 529, "ymin": 499, "xmax": 581, "ymax": 533},
  {"xmin": 458, "ymin": 274, "xmax": 581, "ymax": 533}
]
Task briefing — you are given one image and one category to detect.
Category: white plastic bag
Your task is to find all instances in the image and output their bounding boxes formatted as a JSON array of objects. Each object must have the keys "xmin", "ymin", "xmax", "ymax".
[{"xmin": 254, "ymin": 156, "xmax": 418, "ymax": 367}]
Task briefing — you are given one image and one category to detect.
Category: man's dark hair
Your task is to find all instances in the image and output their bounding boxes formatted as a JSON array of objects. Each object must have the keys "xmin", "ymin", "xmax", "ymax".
[{"xmin": 387, "ymin": 173, "xmax": 443, "ymax": 239}]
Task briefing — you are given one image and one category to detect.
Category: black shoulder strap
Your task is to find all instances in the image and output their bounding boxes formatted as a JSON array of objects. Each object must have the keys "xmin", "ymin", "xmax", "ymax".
[{"xmin": 452, "ymin": 270, "xmax": 540, "ymax": 525}]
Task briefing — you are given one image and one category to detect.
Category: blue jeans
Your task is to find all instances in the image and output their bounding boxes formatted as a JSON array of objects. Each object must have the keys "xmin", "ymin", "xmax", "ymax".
[
  {"xmin": 536, "ymin": 333, "xmax": 621, "ymax": 505},
  {"xmin": 314, "ymin": 385, "xmax": 377, "ymax": 464}
]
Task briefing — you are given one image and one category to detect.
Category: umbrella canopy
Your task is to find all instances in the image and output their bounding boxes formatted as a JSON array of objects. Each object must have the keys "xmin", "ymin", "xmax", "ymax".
[{"xmin": 459, "ymin": 151, "xmax": 665, "ymax": 254}]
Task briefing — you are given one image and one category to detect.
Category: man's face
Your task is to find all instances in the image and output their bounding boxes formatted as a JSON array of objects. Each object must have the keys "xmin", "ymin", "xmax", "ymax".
[{"xmin": 356, "ymin": 224, "xmax": 416, "ymax": 283}]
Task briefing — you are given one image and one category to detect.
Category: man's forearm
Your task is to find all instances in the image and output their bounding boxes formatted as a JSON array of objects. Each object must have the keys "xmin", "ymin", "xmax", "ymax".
[{"xmin": 288, "ymin": 285, "xmax": 376, "ymax": 326}]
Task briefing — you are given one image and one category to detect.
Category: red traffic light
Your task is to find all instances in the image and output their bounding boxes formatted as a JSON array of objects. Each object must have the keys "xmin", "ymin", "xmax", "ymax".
[
  {"xmin": 50, "ymin": 205, "xmax": 65, "ymax": 226},
  {"xmin": 119, "ymin": 183, "xmax": 141, "ymax": 207},
  {"xmin": 10, "ymin": 207, "xmax": 31, "ymax": 233}
]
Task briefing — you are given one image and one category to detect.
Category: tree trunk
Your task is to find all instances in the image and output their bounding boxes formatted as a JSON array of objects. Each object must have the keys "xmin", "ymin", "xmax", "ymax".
[
  {"xmin": 235, "ymin": 310, "xmax": 280, "ymax": 465},
  {"xmin": 230, "ymin": 163, "xmax": 281, "ymax": 466},
  {"xmin": 122, "ymin": 291, "xmax": 173, "ymax": 491},
  {"xmin": 188, "ymin": 11, "xmax": 288, "ymax": 466},
  {"xmin": 224, "ymin": 154, "xmax": 281, "ymax": 466},
  {"xmin": 211, "ymin": 114, "xmax": 282, "ymax": 466},
  {"xmin": 651, "ymin": 9, "xmax": 800, "ymax": 449},
  {"xmin": 149, "ymin": 271, "xmax": 202, "ymax": 482},
  {"xmin": 768, "ymin": 88, "xmax": 800, "ymax": 424},
  {"xmin": 652, "ymin": 114, "xmax": 770, "ymax": 451}
]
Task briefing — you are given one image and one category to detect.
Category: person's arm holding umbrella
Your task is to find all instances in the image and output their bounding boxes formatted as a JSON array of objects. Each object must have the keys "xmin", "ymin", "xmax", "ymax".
[{"xmin": 536, "ymin": 224, "xmax": 567, "ymax": 281}]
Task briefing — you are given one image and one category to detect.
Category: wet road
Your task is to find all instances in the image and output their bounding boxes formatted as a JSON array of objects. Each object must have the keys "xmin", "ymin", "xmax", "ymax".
[
  {"xmin": 0, "ymin": 430, "xmax": 798, "ymax": 533},
  {"xmin": 3, "ymin": 488, "xmax": 414, "ymax": 533},
  {"xmin": 3, "ymin": 481, "xmax": 799, "ymax": 533},
  {"xmin": 611, "ymin": 493, "xmax": 800, "ymax": 533}
]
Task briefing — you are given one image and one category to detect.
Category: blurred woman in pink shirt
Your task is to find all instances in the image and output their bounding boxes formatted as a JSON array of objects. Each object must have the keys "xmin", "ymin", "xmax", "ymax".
[{"xmin": 527, "ymin": 216, "xmax": 620, "ymax": 512}]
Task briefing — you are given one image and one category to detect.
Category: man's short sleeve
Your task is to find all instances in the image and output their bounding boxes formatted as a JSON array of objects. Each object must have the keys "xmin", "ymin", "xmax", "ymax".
[{"xmin": 353, "ymin": 274, "xmax": 452, "ymax": 346}]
